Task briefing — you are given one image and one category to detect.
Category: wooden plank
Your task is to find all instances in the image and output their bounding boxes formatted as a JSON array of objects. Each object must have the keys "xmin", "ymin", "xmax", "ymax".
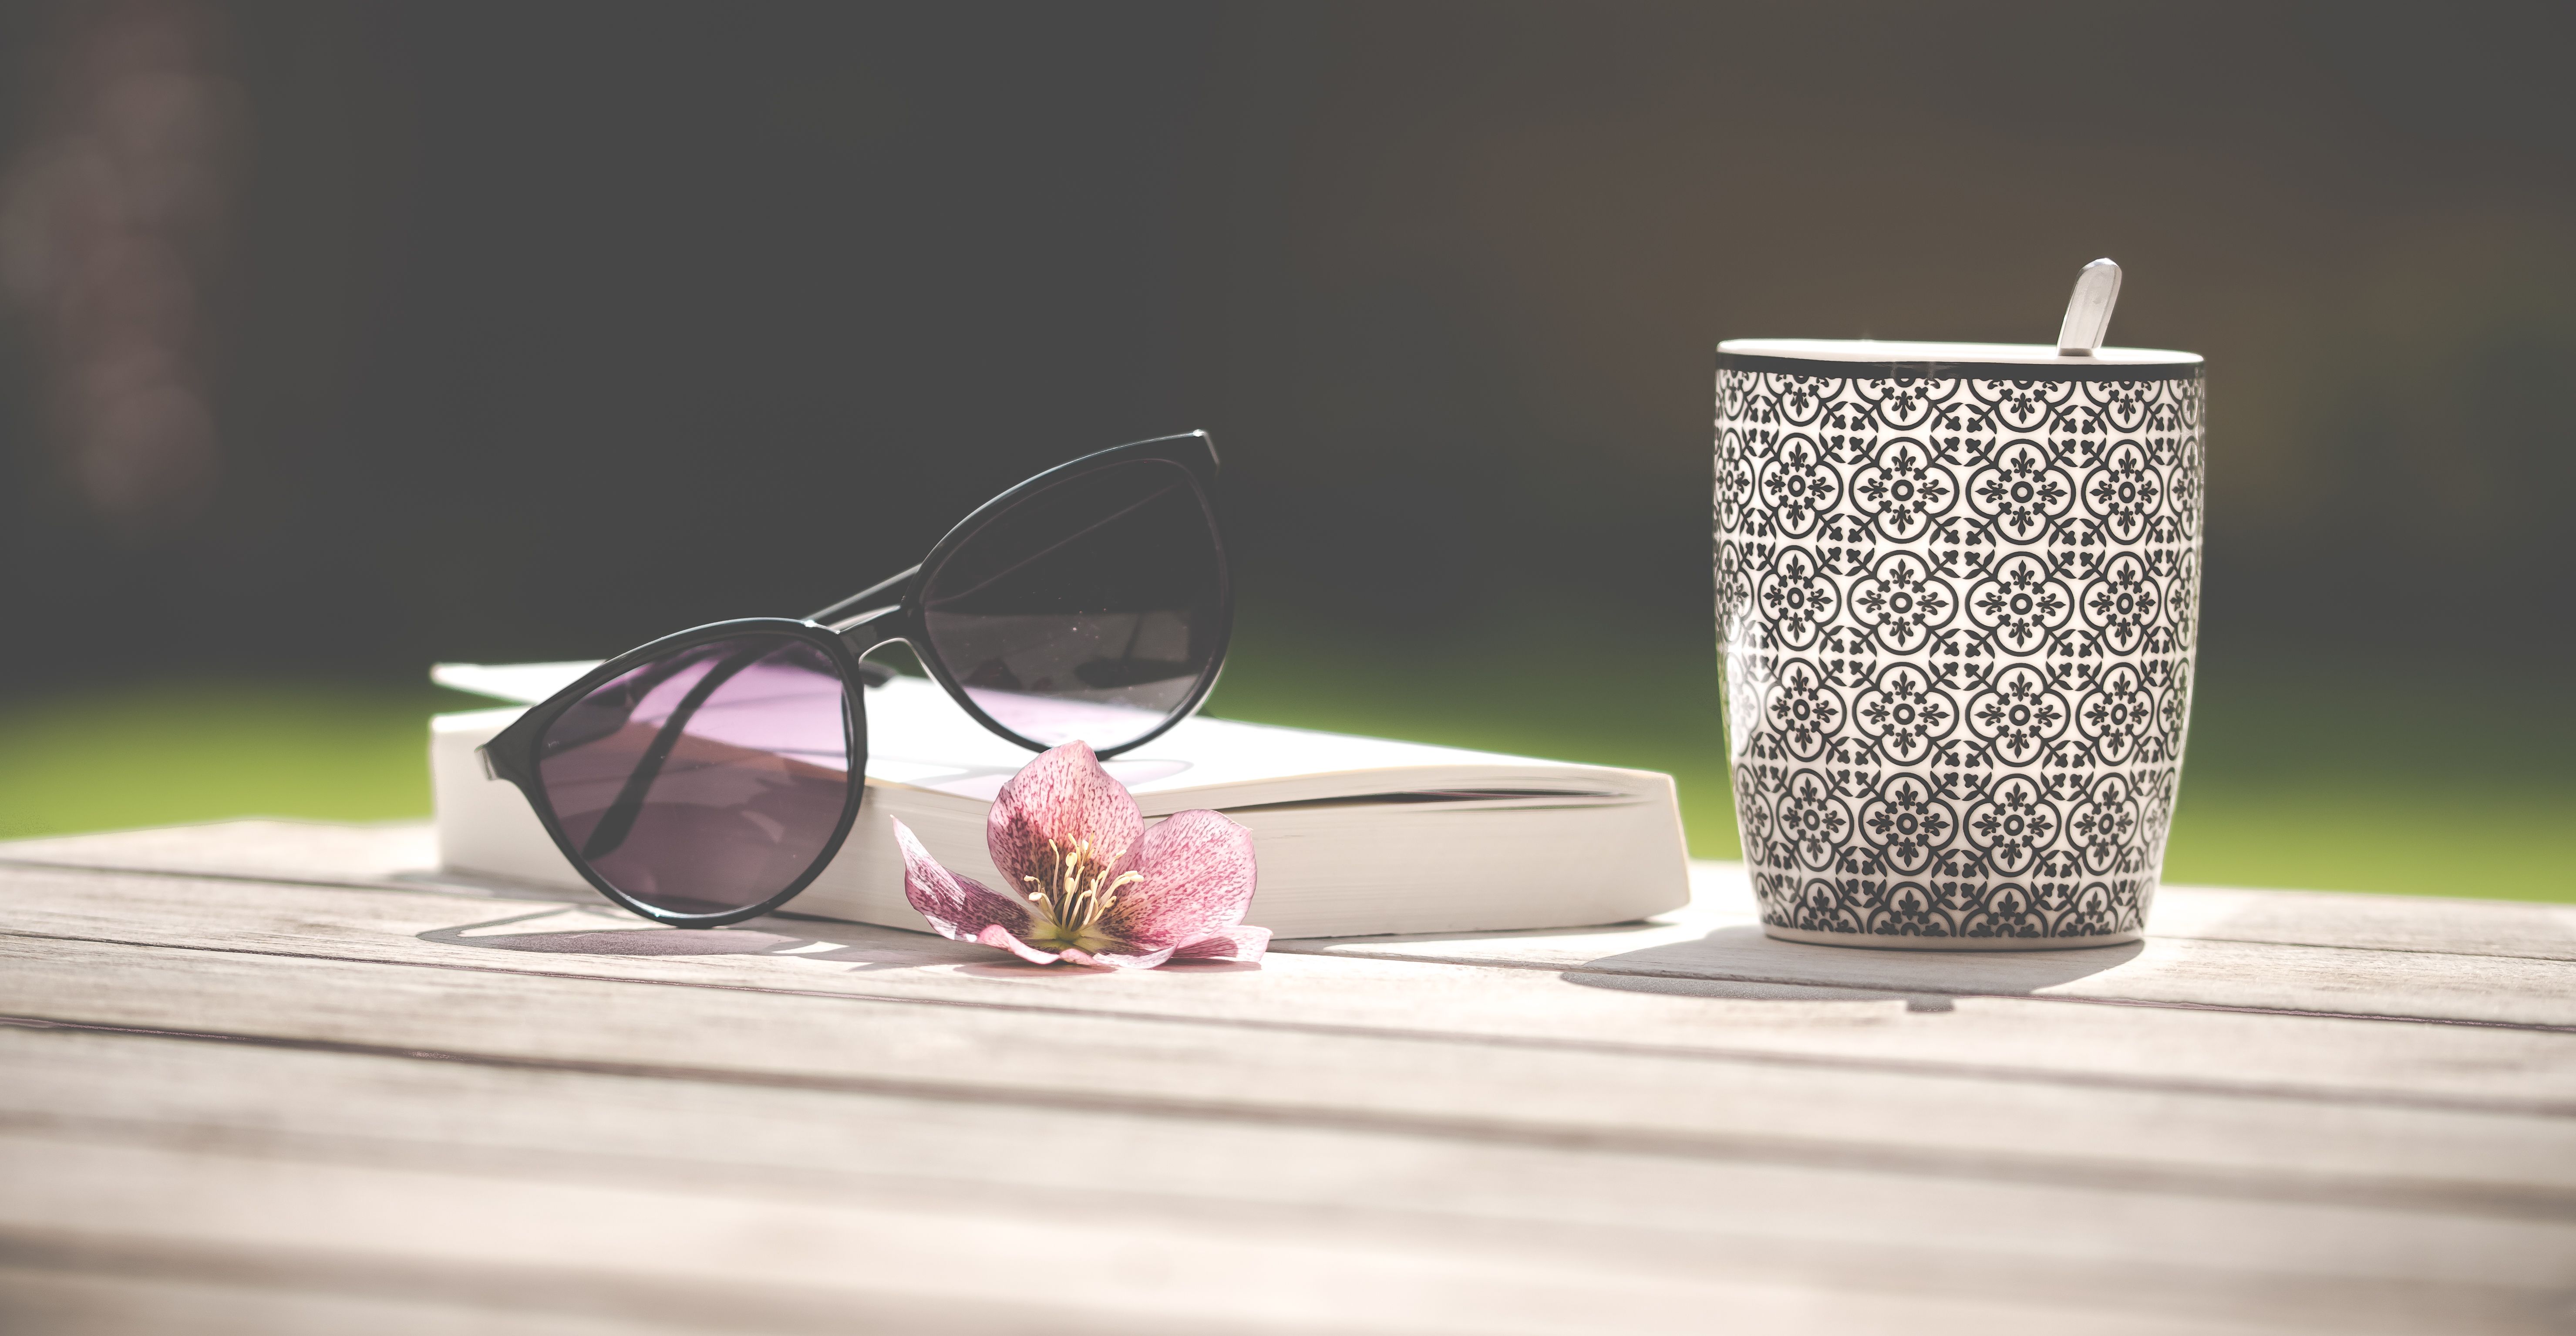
[
  {"xmin": 2, "ymin": 1030, "xmax": 2570, "ymax": 1334},
  {"xmin": 1288, "ymin": 926, "xmax": 2576, "ymax": 1029},
  {"xmin": 4, "ymin": 934, "xmax": 2574, "ymax": 1218},
  {"xmin": 27, "ymin": 1130, "xmax": 2490, "ymax": 1336},
  {"xmin": 12, "ymin": 820, "xmax": 2574, "ymax": 961},
  {"xmin": 0, "ymin": 1264, "xmax": 680, "ymax": 1336},
  {"xmin": 6, "ymin": 864, "xmax": 2576, "ymax": 1117},
  {"xmin": 5, "ymin": 825, "xmax": 2575, "ymax": 1332},
  {"xmin": 5, "ymin": 829, "xmax": 2576, "ymax": 1328},
  {"xmin": 2141, "ymin": 884, "xmax": 2576, "ymax": 962},
  {"xmin": 20, "ymin": 849, "xmax": 2576, "ymax": 1055},
  {"xmin": 1674, "ymin": 862, "xmax": 2576, "ymax": 963},
  {"xmin": 11, "ymin": 861, "xmax": 2576, "ymax": 1117},
  {"xmin": 3, "ymin": 1025, "xmax": 2566, "ymax": 1285},
  {"xmin": 1319, "ymin": 937, "xmax": 2576, "ymax": 1025},
  {"xmin": 1284, "ymin": 860, "xmax": 2576, "ymax": 1026},
  {"xmin": 0, "ymin": 821, "xmax": 447, "ymax": 892}
]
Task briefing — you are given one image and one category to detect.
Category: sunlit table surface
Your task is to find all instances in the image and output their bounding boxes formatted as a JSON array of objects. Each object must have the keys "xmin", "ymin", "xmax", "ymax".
[{"xmin": 0, "ymin": 820, "xmax": 2570, "ymax": 1335}]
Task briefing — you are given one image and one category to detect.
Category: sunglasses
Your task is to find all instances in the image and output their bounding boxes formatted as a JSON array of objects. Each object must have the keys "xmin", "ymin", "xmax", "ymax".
[{"xmin": 478, "ymin": 432, "xmax": 1232, "ymax": 927}]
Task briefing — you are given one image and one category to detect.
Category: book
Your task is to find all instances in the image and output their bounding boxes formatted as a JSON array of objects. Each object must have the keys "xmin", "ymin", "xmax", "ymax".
[{"xmin": 428, "ymin": 662, "xmax": 1690, "ymax": 939}]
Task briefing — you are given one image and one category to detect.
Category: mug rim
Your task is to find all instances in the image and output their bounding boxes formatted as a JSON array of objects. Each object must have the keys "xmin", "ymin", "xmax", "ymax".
[{"xmin": 1719, "ymin": 338, "xmax": 2199, "ymax": 382}]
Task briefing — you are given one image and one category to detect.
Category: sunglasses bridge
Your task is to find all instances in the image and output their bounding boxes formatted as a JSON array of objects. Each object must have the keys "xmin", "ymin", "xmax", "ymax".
[{"xmin": 809, "ymin": 563, "xmax": 921, "ymax": 632}]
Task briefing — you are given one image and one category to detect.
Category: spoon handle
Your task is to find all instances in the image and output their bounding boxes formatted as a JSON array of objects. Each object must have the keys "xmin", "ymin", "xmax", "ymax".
[{"xmin": 2057, "ymin": 258, "xmax": 2123, "ymax": 356}]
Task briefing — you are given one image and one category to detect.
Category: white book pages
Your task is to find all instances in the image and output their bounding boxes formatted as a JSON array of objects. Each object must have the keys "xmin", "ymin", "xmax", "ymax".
[{"xmin": 428, "ymin": 664, "xmax": 1690, "ymax": 938}]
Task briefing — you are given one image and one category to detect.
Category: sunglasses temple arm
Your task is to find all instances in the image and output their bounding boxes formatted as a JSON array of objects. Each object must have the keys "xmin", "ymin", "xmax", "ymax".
[{"xmin": 808, "ymin": 565, "xmax": 921, "ymax": 628}]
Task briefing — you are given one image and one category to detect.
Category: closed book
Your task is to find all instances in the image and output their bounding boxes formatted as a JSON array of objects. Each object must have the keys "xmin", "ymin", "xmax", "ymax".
[{"xmin": 429, "ymin": 663, "xmax": 1689, "ymax": 939}]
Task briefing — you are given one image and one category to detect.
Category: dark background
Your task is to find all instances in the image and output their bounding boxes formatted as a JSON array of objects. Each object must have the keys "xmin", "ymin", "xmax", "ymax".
[
  {"xmin": 1, "ymin": 1, "xmax": 2571, "ymax": 899},
  {"xmin": 4, "ymin": 0, "xmax": 2570, "ymax": 685}
]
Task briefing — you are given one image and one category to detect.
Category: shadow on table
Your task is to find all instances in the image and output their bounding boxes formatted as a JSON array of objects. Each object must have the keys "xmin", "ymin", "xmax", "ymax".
[
  {"xmin": 418, "ymin": 907, "xmax": 1267, "ymax": 976},
  {"xmin": 953, "ymin": 958, "xmax": 1264, "ymax": 978},
  {"xmin": 416, "ymin": 907, "xmax": 980, "ymax": 972},
  {"xmin": 1565, "ymin": 924, "xmax": 2143, "ymax": 1012}
]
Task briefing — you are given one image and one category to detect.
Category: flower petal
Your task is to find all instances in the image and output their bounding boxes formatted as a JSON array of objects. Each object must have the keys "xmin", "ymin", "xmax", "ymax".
[
  {"xmin": 895, "ymin": 819, "xmax": 1034, "ymax": 944},
  {"xmin": 1101, "ymin": 808, "xmax": 1259, "ymax": 951},
  {"xmin": 986, "ymin": 741, "xmax": 1146, "ymax": 893},
  {"xmin": 976, "ymin": 924, "xmax": 1065, "ymax": 965},
  {"xmin": 1171, "ymin": 926, "xmax": 1271, "ymax": 963},
  {"xmin": 1060, "ymin": 944, "xmax": 1179, "ymax": 970}
]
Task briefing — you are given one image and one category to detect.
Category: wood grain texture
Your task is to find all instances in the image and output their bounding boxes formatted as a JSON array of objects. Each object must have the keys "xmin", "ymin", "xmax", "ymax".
[
  {"xmin": 2, "ymin": 821, "xmax": 2573, "ymax": 1334},
  {"xmin": 19, "ymin": 932, "xmax": 2576, "ymax": 1216},
  {"xmin": 1, "ymin": 1039, "xmax": 2566, "ymax": 1336},
  {"xmin": 6, "ymin": 866, "xmax": 2576, "ymax": 1117},
  {"xmin": 10, "ymin": 821, "xmax": 2575, "ymax": 1026},
  {"xmin": 25, "ymin": 1134, "xmax": 2488, "ymax": 1336}
]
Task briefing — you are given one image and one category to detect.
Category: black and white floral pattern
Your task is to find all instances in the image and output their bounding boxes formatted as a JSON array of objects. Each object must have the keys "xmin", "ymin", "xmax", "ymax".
[{"xmin": 1716, "ymin": 360, "xmax": 2204, "ymax": 946}]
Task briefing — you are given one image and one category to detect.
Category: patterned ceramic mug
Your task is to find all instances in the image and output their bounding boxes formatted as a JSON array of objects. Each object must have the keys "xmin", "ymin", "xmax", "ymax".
[{"xmin": 1714, "ymin": 339, "xmax": 2203, "ymax": 949}]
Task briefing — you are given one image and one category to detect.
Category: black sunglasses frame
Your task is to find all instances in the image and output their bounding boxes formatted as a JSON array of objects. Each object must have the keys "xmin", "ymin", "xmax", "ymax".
[
  {"xmin": 805, "ymin": 430, "xmax": 1230, "ymax": 757},
  {"xmin": 478, "ymin": 431, "xmax": 1229, "ymax": 928}
]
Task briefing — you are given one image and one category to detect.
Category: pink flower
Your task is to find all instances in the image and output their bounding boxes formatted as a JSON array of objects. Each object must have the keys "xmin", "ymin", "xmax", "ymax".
[{"xmin": 895, "ymin": 741, "xmax": 1266, "ymax": 968}]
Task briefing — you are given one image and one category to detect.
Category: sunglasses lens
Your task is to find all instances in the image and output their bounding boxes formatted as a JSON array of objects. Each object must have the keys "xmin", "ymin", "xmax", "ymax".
[
  {"xmin": 537, "ymin": 634, "xmax": 853, "ymax": 917},
  {"xmin": 921, "ymin": 458, "xmax": 1225, "ymax": 751}
]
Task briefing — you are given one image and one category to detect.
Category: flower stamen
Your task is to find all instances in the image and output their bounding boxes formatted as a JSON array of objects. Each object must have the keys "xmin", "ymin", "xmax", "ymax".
[{"xmin": 1018, "ymin": 836, "xmax": 1142, "ymax": 951}]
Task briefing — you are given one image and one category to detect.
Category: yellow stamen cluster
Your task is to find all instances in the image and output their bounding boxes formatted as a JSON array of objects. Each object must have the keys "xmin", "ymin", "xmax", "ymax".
[{"xmin": 1020, "ymin": 837, "xmax": 1141, "ymax": 953}]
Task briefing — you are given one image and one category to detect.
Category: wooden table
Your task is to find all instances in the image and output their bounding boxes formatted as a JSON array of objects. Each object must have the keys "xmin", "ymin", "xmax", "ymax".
[{"xmin": 0, "ymin": 820, "xmax": 2570, "ymax": 1334}]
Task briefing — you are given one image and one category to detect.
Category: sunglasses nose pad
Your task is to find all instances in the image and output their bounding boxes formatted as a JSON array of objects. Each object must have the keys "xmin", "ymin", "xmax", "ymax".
[{"xmin": 829, "ymin": 605, "xmax": 910, "ymax": 673}]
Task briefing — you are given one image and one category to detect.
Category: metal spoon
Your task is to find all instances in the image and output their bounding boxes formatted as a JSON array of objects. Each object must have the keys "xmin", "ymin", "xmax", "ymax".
[{"xmin": 2056, "ymin": 257, "xmax": 2122, "ymax": 356}]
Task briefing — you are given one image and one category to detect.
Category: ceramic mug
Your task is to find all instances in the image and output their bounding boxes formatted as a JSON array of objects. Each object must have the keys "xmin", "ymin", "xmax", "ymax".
[{"xmin": 1714, "ymin": 339, "xmax": 2204, "ymax": 949}]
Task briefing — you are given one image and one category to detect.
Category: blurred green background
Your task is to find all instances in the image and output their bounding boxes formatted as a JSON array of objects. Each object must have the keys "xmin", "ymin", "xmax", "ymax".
[{"xmin": 0, "ymin": 2, "xmax": 2568, "ymax": 903}]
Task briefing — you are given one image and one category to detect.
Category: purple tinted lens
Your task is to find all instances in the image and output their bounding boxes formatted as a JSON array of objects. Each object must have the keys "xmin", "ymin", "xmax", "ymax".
[
  {"xmin": 921, "ymin": 459, "xmax": 1223, "ymax": 751},
  {"xmin": 537, "ymin": 634, "xmax": 852, "ymax": 917}
]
